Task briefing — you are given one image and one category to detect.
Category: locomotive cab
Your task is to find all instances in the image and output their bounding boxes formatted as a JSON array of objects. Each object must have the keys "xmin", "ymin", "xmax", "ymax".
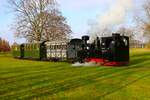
[{"xmin": 101, "ymin": 33, "xmax": 129, "ymax": 66}]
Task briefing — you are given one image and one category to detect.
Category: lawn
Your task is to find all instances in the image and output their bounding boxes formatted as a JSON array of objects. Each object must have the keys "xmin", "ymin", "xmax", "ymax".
[{"xmin": 0, "ymin": 49, "xmax": 150, "ymax": 100}]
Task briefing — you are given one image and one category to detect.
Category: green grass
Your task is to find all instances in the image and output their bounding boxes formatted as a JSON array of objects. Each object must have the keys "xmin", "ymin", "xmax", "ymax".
[{"xmin": 0, "ymin": 49, "xmax": 150, "ymax": 100}]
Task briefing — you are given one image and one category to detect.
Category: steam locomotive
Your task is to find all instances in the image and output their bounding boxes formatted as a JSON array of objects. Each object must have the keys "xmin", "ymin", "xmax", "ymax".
[{"xmin": 12, "ymin": 33, "xmax": 129, "ymax": 66}]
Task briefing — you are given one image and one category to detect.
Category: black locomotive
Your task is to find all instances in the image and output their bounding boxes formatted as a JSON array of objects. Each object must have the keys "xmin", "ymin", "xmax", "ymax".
[
  {"xmin": 12, "ymin": 33, "xmax": 129, "ymax": 66},
  {"xmin": 101, "ymin": 34, "xmax": 129, "ymax": 66}
]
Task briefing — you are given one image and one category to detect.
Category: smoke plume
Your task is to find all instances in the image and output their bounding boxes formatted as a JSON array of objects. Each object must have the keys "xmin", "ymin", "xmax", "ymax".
[
  {"xmin": 72, "ymin": 62, "xmax": 97, "ymax": 67},
  {"xmin": 89, "ymin": 0, "xmax": 133, "ymax": 38}
]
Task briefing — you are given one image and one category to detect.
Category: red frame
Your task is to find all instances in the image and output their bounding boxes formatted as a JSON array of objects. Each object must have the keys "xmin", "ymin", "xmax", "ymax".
[{"xmin": 85, "ymin": 58, "xmax": 129, "ymax": 66}]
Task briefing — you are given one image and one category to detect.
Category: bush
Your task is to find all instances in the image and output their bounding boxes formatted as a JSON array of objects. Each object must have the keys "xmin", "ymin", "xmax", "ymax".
[{"xmin": 0, "ymin": 37, "xmax": 11, "ymax": 52}]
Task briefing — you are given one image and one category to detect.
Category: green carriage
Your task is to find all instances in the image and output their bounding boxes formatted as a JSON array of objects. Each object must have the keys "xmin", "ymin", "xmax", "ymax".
[
  {"xmin": 23, "ymin": 42, "xmax": 46, "ymax": 60},
  {"xmin": 12, "ymin": 44, "xmax": 24, "ymax": 58},
  {"xmin": 12, "ymin": 42, "xmax": 46, "ymax": 60}
]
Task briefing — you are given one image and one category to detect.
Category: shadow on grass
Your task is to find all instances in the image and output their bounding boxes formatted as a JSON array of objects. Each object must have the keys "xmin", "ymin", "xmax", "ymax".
[
  {"xmin": 0, "ymin": 51, "xmax": 150, "ymax": 99},
  {"xmin": 124, "ymin": 51, "xmax": 150, "ymax": 67},
  {"xmin": 99, "ymin": 73, "xmax": 150, "ymax": 98},
  {"xmin": 130, "ymin": 51, "xmax": 150, "ymax": 57},
  {"xmin": 3, "ymin": 52, "xmax": 149, "ymax": 99},
  {"xmin": 20, "ymin": 61, "xmax": 150, "ymax": 99},
  {"xmin": 129, "ymin": 56, "xmax": 150, "ymax": 66}
]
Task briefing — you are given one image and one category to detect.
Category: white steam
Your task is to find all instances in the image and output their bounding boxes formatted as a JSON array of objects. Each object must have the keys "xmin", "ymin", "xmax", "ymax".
[
  {"xmin": 89, "ymin": 0, "xmax": 133, "ymax": 38},
  {"xmin": 72, "ymin": 62, "xmax": 97, "ymax": 67},
  {"xmin": 98, "ymin": 0, "xmax": 133, "ymax": 28}
]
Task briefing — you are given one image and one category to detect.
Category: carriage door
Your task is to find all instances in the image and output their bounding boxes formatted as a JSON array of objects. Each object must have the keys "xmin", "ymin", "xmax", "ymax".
[{"xmin": 40, "ymin": 43, "xmax": 47, "ymax": 60}]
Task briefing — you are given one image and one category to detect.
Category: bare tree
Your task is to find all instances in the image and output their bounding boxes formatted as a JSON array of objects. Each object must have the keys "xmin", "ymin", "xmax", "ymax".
[
  {"xmin": 135, "ymin": 0, "xmax": 150, "ymax": 35},
  {"xmin": 143, "ymin": 0, "xmax": 150, "ymax": 35},
  {"xmin": 9, "ymin": 0, "xmax": 71, "ymax": 42},
  {"xmin": 42, "ymin": 9, "xmax": 71, "ymax": 41}
]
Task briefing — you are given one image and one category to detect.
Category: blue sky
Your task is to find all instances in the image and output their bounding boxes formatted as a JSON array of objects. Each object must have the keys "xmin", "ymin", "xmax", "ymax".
[{"xmin": 0, "ymin": 0, "xmax": 143, "ymax": 44}]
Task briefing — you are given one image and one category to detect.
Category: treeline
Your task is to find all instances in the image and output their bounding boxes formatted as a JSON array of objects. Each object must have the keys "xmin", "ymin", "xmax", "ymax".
[{"xmin": 0, "ymin": 38, "xmax": 11, "ymax": 52}]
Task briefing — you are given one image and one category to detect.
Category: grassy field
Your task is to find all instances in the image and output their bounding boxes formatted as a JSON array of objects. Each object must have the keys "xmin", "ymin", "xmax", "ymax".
[{"xmin": 0, "ymin": 49, "xmax": 150, "ymax": 100}]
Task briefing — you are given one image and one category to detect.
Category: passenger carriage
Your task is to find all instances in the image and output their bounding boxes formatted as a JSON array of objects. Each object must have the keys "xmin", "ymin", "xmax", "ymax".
[{"xmin": 45, "ymin": 41, "xmax": 67, "ymax": 61}]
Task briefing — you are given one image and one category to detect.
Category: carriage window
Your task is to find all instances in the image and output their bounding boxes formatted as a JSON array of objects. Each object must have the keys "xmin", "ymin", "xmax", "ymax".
[
  {"xmin": 58, "ymin": 45, "xmax": 61, "ymax": 49},
  {"xmin": 56, "ymin": 45, "xmax": 58, "ymax": 49},
  {"xmin": 59, "ymin": 45, "xmax": 61, "ymax": 49},
  {"xmin": 52, "ymin": 45, "xmax": 54, "ymax": 49},
  {"xmin": 57, "ymin": 45, "xmax": 59, "ymax": 49},
  {"xmin": 62, "ymin": 45, "xmax": 64, "ymax": 49}
]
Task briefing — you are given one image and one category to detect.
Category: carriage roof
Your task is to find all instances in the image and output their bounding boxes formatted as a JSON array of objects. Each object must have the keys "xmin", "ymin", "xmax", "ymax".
[{"xmin": 45, "ymin": 41, "xmax": 67, "ymax": 45}]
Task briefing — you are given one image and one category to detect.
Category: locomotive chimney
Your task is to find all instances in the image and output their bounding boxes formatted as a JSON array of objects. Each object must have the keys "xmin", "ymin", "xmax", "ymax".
[{"xmin": 82, "ymin": 35, "xmax": 89, "ymax": 45}]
